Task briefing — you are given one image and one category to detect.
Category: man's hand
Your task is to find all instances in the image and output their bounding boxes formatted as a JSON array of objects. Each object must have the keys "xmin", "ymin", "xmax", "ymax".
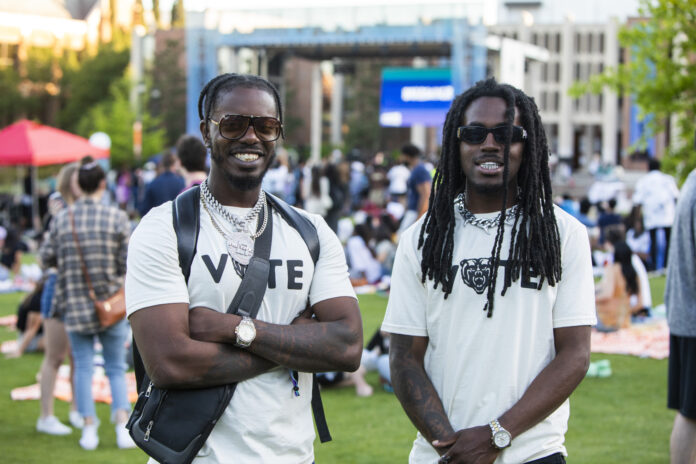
[
  {"xmin": 433, "ymin": 426, "xmax": 499, "ymax": 464},
  {"xmin": 290, "ymin": 304, "xmax": 315, "ymax": 326},
  {"xmin": 188, "ymin": 306, "xmax": 236, "ymax": 344}
]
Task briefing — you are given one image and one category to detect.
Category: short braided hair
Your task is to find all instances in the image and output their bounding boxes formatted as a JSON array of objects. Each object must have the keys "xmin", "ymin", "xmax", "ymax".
[
  {"xmin": 418, "ymin": 78, "xmax": 561, "ymax": 317},
  {"xmin": 197, "ymin": 73, "xmax": 283, "ymax": 135}
]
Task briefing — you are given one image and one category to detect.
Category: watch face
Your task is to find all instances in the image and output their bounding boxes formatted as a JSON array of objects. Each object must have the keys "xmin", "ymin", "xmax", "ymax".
[
  {"xmin": 494, "ymin": 431, "xmax": 510, "ymax": 448},
  {"xmin": 239, "ymin": 324, "xmax": 254, "ymax": 341}
]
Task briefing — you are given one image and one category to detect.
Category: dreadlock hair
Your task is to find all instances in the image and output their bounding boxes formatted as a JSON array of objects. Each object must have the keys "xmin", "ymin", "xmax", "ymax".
[
  {"xmin": 197, "ymin": 73, "xmax": 284, "ymax": 136},
  {"xmin": 418, "ymin": 77, "xmax": 562, "ymax": 317}
]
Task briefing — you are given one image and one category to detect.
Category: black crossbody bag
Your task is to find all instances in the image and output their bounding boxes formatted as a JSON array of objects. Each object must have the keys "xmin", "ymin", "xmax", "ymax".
[{"xmin": 127, "ymin": 186, "xmax": 330, "ymax": 464}]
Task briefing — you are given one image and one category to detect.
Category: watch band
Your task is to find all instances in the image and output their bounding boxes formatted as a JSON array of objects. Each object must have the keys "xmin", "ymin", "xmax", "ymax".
[
  {"xmin": 235, "ymin": 316, "xmax": 256, "ymax": 348},
  {"xmin": 489, "ymin": 419, "xmax": 512, "ymax": 449}
]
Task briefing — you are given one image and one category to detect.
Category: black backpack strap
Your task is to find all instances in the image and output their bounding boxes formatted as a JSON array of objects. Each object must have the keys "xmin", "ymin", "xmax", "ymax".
[
  {"xmin": 312, "ymin": 373, "xmax": 332, "ymax": 442},
  {"xmin": 266, "ymin": 193, "xmax": 319, "ymax": 265},
  {"xmin": 266, "ymin": 193, "xmax": 331, "ymax": 442},
  {"xmin": 133, "ymin": 186, "xmax": 201, "ymax": 394},
  {"xmin": 173, "ymin": 186, "xmax": 201, "ymax": 283},
  {"xmin": 226, "ymin": 206, "xmax": 272, "ymax": 318}
]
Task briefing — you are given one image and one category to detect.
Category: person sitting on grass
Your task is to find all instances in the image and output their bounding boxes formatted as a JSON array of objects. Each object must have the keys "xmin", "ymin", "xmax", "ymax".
[
  {"xmin": 5, "ymin": 280, "xmax": 45, "ymax": 358},
  {"xmin": 595, "ymin": 240, "xmax": 643, "ymax": 331}
]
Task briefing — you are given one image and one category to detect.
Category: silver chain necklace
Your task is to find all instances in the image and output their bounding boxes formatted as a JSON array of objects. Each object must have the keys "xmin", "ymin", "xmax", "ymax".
[
  {"xmin": 455, "ymin": 193, "xmax": 518, "ymax": 234},
  {"xmin": 200, "ymin": 180, "xmax": 268, "ymax": 265},
  {"xmin": 200, "ymin": 179, "xmax": 265, "ymax": 231}
]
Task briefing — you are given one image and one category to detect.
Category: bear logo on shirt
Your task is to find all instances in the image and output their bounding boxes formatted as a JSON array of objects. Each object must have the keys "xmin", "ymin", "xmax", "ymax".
[{"xmin": 459, "ymin": 258, "xmax": 491, "ymax": 294}]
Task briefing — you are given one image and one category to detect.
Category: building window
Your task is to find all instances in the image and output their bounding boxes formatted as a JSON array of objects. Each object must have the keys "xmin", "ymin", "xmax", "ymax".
[
  {"xmin": 542, "ymin": 63, "xmax": 548, "ymax": 82},
  {"xmin": 544, "ymin": 33, "xmax": 550, "ymax": 49},
  {"xmin": 598, "ymin": 94, "xmax": 603, "ymax": 111},
  {"xmin": 555, "ymin": 33, "xmax": 562, "ymax": 53},
  {"xmin": 555, "ymin": 62, "xmax": 561, "ymax": 82},
  {"xmin": 575, "ymin": 63, "xmax": 581, "ymax": 80},
  {"xmin": 575, "ymin": 33, "xmax": 582, "ymax": 53},
  {"xmin": 541, "ymin": 91, "xmax": 547, "ymax": 110},
  {"xmin": 553, "ymin": 91, "xmax": 560, "ymax": 111},
  {"xmin": 599, "ymin": 33, "xmax": 605, "ymax": 53},
  {"xmin": 532, "ymin": 33, "xmax": 538, "ymax": 45},
  {"xmin": 588, "ymin": 33, "xmax": 593, "ymax": 53}
]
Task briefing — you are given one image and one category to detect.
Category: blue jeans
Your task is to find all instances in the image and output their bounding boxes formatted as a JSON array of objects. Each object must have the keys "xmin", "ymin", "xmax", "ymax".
[{"xmin": 68, "ymin": 319, "xmax": 131, "ymax": 420}]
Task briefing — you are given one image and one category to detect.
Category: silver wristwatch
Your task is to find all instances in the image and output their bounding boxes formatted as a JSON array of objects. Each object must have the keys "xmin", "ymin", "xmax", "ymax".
[
  {"xmin": 235, "ymin": 316, "xmax": 256, "ymax": 348},
  {"xmin": 489, "ymin": 419, "xmax": 512, "ymax": 450}
]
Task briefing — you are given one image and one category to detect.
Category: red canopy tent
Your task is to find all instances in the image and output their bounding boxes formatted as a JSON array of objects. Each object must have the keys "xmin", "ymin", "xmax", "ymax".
[
  {"xmin": 0, "ymin": 119, "xmax": 109, "ymax": 166},
  {"xmin": 0, "ymin": 120, "xmax": 110, "ymax": 230}
]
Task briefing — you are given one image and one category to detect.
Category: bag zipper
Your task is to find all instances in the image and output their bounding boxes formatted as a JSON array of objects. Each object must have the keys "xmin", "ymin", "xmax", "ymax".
[{"xmin": 143, "ymin": 388, "xmax": 168, "ymax": 442}]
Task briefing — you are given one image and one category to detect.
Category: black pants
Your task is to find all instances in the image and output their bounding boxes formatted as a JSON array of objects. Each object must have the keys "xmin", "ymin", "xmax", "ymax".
[{"xmin": 526, "ymin": 452, "xmax": 566, "ymax": 464}]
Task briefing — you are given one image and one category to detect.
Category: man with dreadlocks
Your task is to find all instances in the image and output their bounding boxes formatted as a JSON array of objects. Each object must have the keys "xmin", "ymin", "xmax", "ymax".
[
  {"xmin": 382, "ymin": 78, "xmax": 596, "ymax": 464},
  {"xmin": 126, "ymin": 73, "xmax": 362, "ymax": 462}
]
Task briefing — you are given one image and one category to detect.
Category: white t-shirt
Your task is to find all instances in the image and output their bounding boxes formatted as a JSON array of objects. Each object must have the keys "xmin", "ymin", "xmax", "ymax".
[
  {"xmin": 631, "ymin": 254, "xmax": 652, "ymax": 309},
  {"xmin": 632, "ymin": 171, "xmax": 679, "ymax": 229},
  {"xmin": 126, "ymin": 200, "xmax": 356, "ymax": 464},
  {"xmin": 382, "ymin": 205, "xmax": 596, "ymax": 464},
  {"xmin": 626, "ymin": 228, "xmax": 650, "ymax": 256},
  {"xmin": 387, "ymin": 165, "xmax": 411, "ymax": 195},
  {"xmin": 346, "ymin": 235, "xmax": 383, "ymax": 284}
]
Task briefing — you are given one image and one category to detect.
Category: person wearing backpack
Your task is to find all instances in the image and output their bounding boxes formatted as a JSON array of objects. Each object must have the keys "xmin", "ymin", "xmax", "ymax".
[{"xmin": 125, "ymin": 73, "xmax": 363, "ymax": 463}]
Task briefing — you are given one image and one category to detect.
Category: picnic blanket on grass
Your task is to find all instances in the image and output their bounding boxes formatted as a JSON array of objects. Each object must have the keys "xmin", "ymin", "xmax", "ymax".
[
  {"xmin": 591, "ymin": 318, "xmax": 669, "ymax": 359},
  {"xmin": 10, "ymin": 366, "xmax": 138, "ymax": 404}
]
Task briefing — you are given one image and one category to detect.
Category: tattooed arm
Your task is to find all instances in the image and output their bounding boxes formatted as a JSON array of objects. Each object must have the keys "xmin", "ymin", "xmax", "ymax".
[
  {"xmin": 187, "ymin": 296, "xmax": 363, "ymax": 373},
  {"xmin": 389, "ymin": 333, "xmax": 455, "ymax": 452},
  {"xmin": 130, "ymin": 303, "xmax": 276, "ymax": 389}
]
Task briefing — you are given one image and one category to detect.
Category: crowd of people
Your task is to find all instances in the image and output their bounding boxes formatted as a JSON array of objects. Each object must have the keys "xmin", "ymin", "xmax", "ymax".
[{"xmin": 0, "ymin": 72, "xmax": 693, "ymax": 463}]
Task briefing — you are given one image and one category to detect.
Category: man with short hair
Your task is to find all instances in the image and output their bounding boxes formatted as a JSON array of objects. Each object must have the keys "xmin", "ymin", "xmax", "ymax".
[
  {"xmin": 176, "ymin": 134, "xmax": 208, "ymax": 189},
  {"xmin": 665, "ymin": 166, "xmax": 696, "ymax": 464},
  {"xmin": 126, "ymin": 73, "xmax": 363, "ymax": 463},
  {"xmin": 632, "ymin": 158, "xmax": 679, "ymax": 270},
  {"xmin": 138, "ymin": 151, "xmax": 185, "ymax": 217},
  {"xmin": 399, "ymin": 143, "xmax": 432, "ymax": 232},
  {"xmin": 383, "ymin": 78, "xmax": 595, "ymax": 464}
]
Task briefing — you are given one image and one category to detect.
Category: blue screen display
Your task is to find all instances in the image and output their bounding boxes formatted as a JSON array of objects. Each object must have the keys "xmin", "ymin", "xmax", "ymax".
[{"xmin": 380, "ymin": 68, "xmax": 454, "ymax": 127}]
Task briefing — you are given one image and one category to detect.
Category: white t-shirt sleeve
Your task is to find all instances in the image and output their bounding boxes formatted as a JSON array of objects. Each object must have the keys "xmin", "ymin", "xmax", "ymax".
[
  {"xmin": 308, "ymin": 215, "xmax": 357, "ymax": 305},
  {"xmin": 552, "ymin": 222, "xmax": 597, "ymax": 328},
  {"xmin": 381, "ymin": 228, "xmax": 428, "ymax": 336},
  {"xmin": 125, "ymin": 203, "xmax": 190, "ymax": 316}
]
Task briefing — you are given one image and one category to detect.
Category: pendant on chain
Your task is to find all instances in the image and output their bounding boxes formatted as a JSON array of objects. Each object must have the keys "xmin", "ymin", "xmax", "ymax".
[{"xmin": 226, "ymin": 231, "xmax": 254, "ymax": 265}]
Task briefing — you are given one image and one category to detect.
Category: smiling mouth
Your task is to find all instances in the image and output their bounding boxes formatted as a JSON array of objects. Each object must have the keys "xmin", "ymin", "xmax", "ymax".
[
  {"xmin": 479, "ymin": 162, "xmax": 502, "ymax": 171},
  {"xmin": 233, "ymin": 153, "xmax": 261, "ymax": 162}
]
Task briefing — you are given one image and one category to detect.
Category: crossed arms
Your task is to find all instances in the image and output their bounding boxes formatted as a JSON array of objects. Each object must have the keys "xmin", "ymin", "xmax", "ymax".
[
  {"xmin": 130, "ymin": 296, "xmax": 363, "ymax": 389},
  {"xmin": 388, "ymin": 325, "xmax": 590, "ymax": 464}
]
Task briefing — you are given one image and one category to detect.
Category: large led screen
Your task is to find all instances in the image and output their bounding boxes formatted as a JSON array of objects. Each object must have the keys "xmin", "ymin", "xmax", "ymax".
[{"xmin": 379, "ymin": 67, "xmax": 454, "ymax": 127}]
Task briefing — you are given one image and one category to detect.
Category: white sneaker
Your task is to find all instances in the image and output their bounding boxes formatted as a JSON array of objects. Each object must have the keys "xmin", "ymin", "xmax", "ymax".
[
  {"xmin": 69, "ymin": 410, "xmax": 84, "ymax": 429},
  {"xmin": 116, "ymin": 423, "xmax": 136, "ymax": 449},
  {"xmin": 79, "ymin": 424, "xmax": 99, "ymax": 450},
  {"xmin": 36, "ymin": 416, "xmax": 72, "ymax": 436}
]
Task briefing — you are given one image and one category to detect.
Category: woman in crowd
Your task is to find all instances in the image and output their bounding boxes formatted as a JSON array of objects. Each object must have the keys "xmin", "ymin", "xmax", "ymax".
[
  {"xmin": 40, "ymin": 157, "xmax": 133, "ymax": 450},
  {"xmin": 36, "ymin": 162, "xmax": 82, "ymax": 435},
  {"xmin": 595, "ymin": 240, "xmax": 643, "ymax": 331}
]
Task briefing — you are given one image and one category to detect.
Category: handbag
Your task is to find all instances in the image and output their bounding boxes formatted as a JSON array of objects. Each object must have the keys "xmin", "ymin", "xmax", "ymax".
[
  {"xmin": 127, "ymin": 187, "xmax": 330, "ymax": 464},
  {"xmin": 69, "ymin": 209, "xmax": 126, "ymax": 328}
]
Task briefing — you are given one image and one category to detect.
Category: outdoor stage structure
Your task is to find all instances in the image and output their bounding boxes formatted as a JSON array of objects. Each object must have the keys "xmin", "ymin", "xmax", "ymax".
[{"xmin": 184, "ymin": 13, "xmax": 547, "ymax": 163}]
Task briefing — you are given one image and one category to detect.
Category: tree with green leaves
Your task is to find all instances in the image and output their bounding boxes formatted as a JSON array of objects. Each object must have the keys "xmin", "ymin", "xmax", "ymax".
[
  {"xmin": 76, "ymin": 77, "xmax": 165, "ymax": 168},
  {"xmin": 57, "ymin": 44, "xmax": 130, "ymax": 133},
  {"xmin": 150, "ymin": 37, "xmax": 186, "ymax": 146},
  {"xmin": 570, "ymin": 0, "xmax": 696, "ymax": 182}
]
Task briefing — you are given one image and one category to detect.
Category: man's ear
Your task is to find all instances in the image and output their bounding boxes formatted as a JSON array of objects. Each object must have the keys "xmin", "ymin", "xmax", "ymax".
[{"xmin": 199, "ymin": 120, "xmax": 210, "ymax": 147}]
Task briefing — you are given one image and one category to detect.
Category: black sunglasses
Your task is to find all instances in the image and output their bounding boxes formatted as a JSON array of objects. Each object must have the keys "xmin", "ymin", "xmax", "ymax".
[
  {"xmin": 209, "ymin": 114, "xmax": 283, "ymax": 142},
  {"xmin": 457, "ymin": 125, "xmax": 527, "ymax": 145}
]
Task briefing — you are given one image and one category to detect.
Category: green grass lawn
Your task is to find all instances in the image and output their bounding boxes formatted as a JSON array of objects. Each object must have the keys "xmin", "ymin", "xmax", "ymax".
[{"xmin": 0, "ymin": 280, "xmax": 672, "ymax": 463}]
